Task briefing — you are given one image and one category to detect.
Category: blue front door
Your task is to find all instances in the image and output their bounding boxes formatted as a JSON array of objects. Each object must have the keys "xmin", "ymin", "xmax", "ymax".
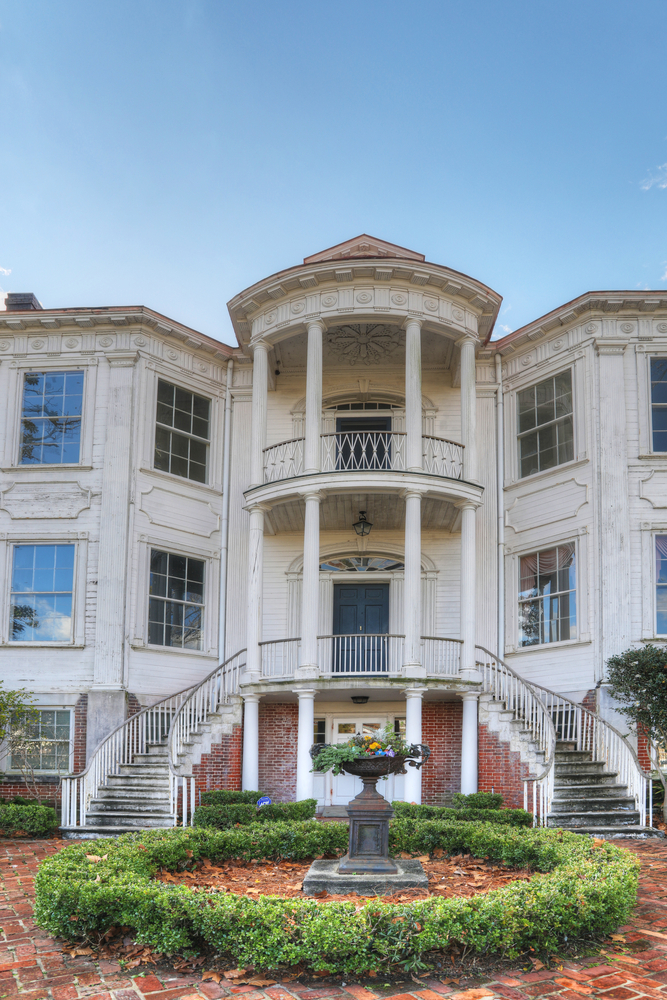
[{"xmin": 332, "ymin": 583, "xmax": 389, "ymax": 673}]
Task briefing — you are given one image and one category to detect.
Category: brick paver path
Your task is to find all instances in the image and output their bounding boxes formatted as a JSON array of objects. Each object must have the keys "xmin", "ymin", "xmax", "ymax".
[{"xmin": 3, "ymin": 837, "xmax": 667, "ymax": 1000}]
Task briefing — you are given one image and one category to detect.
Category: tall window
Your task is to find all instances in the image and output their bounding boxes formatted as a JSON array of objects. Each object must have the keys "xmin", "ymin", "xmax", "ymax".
[
  {"xmin": 656, "ymin": 536, "xmax": 667, "ymax": 635},
  {"xmin": 20, "ymin": 371, "xmax": 83, "ymax": 464},
  {"xmin": 10, "ymin": 709, "xmax": 71, "ymax": 772},
  {"xmin": 517, "ymin": 370, "xmax": 573, "ymax": 478},
  {"xmin": 10, "ymin": 544, "xmax": 75, "ymax": 642},
  {"xmin": 148, "ymin": 549, "xmax": 204, "ymax": 649},
  {"xmin": 518, "ymin": 543, "xmax": 576, "ymax": 647},
  {"xmin": 651, "ymin": 359, "xmax": 667, "ymax": 452},
  {"xmin": 154, "ymin": 380, "xmax": 210, "ymax": 483}
]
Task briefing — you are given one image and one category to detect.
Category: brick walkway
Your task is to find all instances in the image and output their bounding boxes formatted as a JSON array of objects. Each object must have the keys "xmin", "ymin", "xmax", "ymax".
[{"xmin": 3, "ymin": 837, "xmax": 667, "ymax": 1000}]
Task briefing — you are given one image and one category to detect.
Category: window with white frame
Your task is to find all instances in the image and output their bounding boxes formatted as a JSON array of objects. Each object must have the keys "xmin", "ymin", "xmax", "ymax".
[
  {"xmin": 20, "ymin": 371, "xmax": 83, "ymax": 465},
  {"xmin": 154, "ymin": 379, "xmax": 210, "ymax": 483},
  {"xmin": 656, "ymin": 536, "xmax": 667, "ymax": 634},
  {"xmin": 517, "ymin": 370, "xmax": 574, "ymax": 478},
  {"xmin": 9, "ymin": 709, "xmax": 71, "ymax": 773},
  {"xmin": 10, "ymin": 544, "xmax": 75, "ymax": 642},
  {"xmin": 518, "ymin": 543, "xmax": 576, "ymax": 646},
  {"xmin": 148, "ymin": 549, "xmax": 205, "ymax": 649},
  {"xmin": 650, "ymin": 359, "xmax": 667, "ymax": 452}
]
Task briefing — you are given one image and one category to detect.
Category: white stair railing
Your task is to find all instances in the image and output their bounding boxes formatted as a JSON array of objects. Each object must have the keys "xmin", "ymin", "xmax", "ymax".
[
  {"xmin": 261, "ymin": 638, "xmax": 299, "ymax": 678},
  {"xmin": 422, "ymin": 636, "xmax": 462, "ymax": 675},
  {"xmin": 528, "ymin": 679, "xmax": 649, "ymax": 826},
  {"xmin": 168, "ymin": 648, "xmax": 246, "ymax": 823},
  {"xmin": 475, "ymin": 645, "xmax": 557, "ymax": 826},
  {"xmin": 318, "ymin": 634, "xmax": 404, "ymax": 675}
]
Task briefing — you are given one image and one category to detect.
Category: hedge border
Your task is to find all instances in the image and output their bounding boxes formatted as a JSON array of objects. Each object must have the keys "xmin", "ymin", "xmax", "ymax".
[
  {"xmin": 34, "ymin": 822, "xmax": 639, "ymax": 974},
  {"xmin": 0, "ymin": 803, "xmax": 59, "ymax": 837}
]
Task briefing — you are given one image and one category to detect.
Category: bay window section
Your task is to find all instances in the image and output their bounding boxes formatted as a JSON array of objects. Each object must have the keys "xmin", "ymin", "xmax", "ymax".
[
  {"xmin": 517, "ymin": 370, "xmax": 573, "ymax": 478},
  {"xmin": 148, "ymin": 549, "xmax": 205, "ymax": 650},
  {"xmin": 656, "ymin": 536, "xmax": 667, "ymax": 635},
  {"xmin": 651, "ymin": 359, "xmax": 667, "ymax": 452},
  {"xmin": 518, "ymin": 543, "xmax": 576, "ymax": 647}
]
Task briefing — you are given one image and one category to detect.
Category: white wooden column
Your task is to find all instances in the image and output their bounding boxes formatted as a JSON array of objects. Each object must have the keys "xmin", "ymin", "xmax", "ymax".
[
  {"xmin": 304, "ymin": 321, "xmax": 324, "ymax": 475},
  {"xmin": 249, "ymin": 340, "xmax": 269, "ymax": 489},
  {"xmin": 460, "ymin": 693, "xmax": 479, "ymax": 794},
  {"xmin": 242, "ymin": 694, "xmax": 260, "ymax": 791},
  {"xmin": 457, "ymin": 335, "xmax": 478, "ymax": 482},
  {"xmin": 245, "ymin": 504, "xmax": 266, "ymax": 680},
  {"xmin": 405, "ymin": 317, "xmax": 423, "ymax": 472},
  {"xmin": 402, "ymin": 489, "xmax": 424, "ymax": 677},
  {"xmin": 298, "ymin": 490, "xmax": 322, "ymax": 678},
  {"xmin": 404, "ymin": 687, "xmax": 426, "ymax": 803},
  {"xmin": 457, "ymin": 500, "xmax": 478, "ymax": 676},
  {"xmin": 296, "ymin": 689, "xmax": 316, "ymax": 801}
]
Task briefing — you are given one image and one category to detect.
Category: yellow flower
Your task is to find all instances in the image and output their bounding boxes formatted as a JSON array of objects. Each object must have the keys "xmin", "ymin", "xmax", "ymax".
[{"xmin": 368, "ymin": 742, "xmax": 381, "ymax": 750}]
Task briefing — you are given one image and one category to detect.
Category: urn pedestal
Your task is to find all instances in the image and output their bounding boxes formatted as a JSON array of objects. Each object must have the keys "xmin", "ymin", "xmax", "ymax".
[{"xmin": 337, "ymin": 756, "xmax": 407, "ymax": 875}]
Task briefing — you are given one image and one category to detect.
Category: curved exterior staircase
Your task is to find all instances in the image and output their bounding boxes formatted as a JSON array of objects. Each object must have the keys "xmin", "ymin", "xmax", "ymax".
[{"xmin": 61, "ymin": 643, "xmax": 658, "ymax": 838}]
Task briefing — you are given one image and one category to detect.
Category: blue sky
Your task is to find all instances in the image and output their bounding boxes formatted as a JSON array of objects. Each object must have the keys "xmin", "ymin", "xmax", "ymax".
[{"xmin": 1, "ymin": 0, "xmax": 666, "ymax": 345}]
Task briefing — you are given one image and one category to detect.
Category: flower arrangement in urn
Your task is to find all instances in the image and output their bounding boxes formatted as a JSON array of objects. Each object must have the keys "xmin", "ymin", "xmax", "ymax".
[{"xmin": 310, "ymin": 723, "xmax": 430, "ymax": 777}]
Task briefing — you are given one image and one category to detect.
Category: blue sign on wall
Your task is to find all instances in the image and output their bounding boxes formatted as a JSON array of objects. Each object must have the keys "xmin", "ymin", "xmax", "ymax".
[{"xmin": 257, "ymin": 796, "xmax": 272, "ymax": 808}]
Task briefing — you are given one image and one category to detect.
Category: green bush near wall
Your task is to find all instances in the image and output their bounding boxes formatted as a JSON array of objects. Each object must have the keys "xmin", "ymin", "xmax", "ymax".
[
  {"xmin": 200, "ymin": 790, "xmax": 263, "ymax": 806},
  {"xmin": 392, "ymin": 803, "xmax": 533, "ymax": 827},
  {"xmin": 34, "ymin": 822, "xmax": 639, "ymax": 972},
  {"xmin": 193, "ymin": 799, "xmax": 317, "ymax": 828},
  {"xmin": 0, "ymin": 803, "xmax": 59, "ymax": 837}
]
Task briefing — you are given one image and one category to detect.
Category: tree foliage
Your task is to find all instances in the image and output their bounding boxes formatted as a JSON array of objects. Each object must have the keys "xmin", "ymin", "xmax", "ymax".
[{"xmin": 605, "ymin": 644, "xmax": 667, "ymax": 750}]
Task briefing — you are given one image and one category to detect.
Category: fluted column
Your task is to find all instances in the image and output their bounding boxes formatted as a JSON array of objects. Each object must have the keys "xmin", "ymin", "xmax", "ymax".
[
  {"xmin": 242, "ymin": 694, "xmax": 260, "ymax": 791},
  {"xmin": 458, "ymin": 335, "xmax": 478, "ymax": 482},
  {"xmin": 460, "ymin": 693, "xmax": 479, "ymax": 794},
  {"xmin": 402, "ymin": 488, "xmax": 424, "ymax": 677},
  {"xmin": 304, "ymin": 321, "xmax": 324, "ymax": 475},
  {"xmin": 405, "ymin": 318, "xmax": 423, "ymax": 472},
  {"xmin": 457, "ymin": 499, "xmax": 478, "ymax": 677},
  {"xmin": 404, "ymin": 687, "xmax": 426, "ymax": 803},
  {"xmin": 298, "ymin": 491, "xmax": 322, "ymax": 679},
  {"xmin": 296, "ymin": 689, "xmax": 316, "ymax": 801},
  {"xmin": 245, "ymin": 503, "xmax": 267, "ymax": 680},
  {"xmin": 249, "ymin": 340, "xmax": 269, "ymax": 489}
]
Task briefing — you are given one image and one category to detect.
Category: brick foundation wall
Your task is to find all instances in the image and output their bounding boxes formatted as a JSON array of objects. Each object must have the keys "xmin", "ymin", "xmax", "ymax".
[
  {"xmin": 477, "ymin": 721, "xmax": 530, "ymax": 809},
  {"xmin": 127, "ymin": 693, "xmax": 142, "ymax": 717},
  {"xmin": 73, "ymin": 694, "xmax": 88, "ymax": 773},
  {"xmin": 191, "ymin": 725, "xmax": 243, "ymax": 805},
  {"xmin": 581, "ymin": 689, "xmax": 597, "ymax": 714},
  {"xmin": 421, "ymin": 702, "xmax": 463, "ymax": 805},
  {"xmin": 258, "ymin": 703, "xmax": 298, "ymax": 802}
]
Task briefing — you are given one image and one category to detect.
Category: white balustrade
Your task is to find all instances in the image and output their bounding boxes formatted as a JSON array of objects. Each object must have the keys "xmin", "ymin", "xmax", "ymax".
[
  {"xmin": 320, "ymin": 432, "xmax": 406, "ymax": 473},
  {"xmin": 263, "ymin": 438, "xmax": 304, "ymax": 482},
  {"xmin": 260, "ymin": 638, "xmax": 299, "ymax": 678},
  {"xmin": 475, "ymin": 645, "xmax": 556, "ymax": 827},
  {"xmin": 421, "ymin": 636, "xmax": 462, "ymax": 675},
  {"xmin": 317, "ymin": 633, "xmax": 404, "ymax": 674},
  {"xmin": 421, "ymin": 436, "xmax": 464, "ymax": 479}
]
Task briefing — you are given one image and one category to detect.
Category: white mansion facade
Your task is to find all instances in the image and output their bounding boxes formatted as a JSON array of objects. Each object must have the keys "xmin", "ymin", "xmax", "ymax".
[{"xmin": 2, "ymin": 235, "xmax": 667, "ymax": 817}]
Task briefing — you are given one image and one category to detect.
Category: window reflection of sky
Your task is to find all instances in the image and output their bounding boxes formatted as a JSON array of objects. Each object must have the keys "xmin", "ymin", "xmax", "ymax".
[{"xmin": 10, "ymin": 544, "xmax": 74, "ymax": 641}]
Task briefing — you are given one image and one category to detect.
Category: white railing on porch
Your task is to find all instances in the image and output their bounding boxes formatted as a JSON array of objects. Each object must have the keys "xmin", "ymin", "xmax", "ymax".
[
  {"xmin": 421, "ymin": 436, "xmax": 464, "ymax": 479},
  {"xmin": 263, "ymin": 437, "xmax": 304, "ymax": 482},
  {"xmin": 530, "ymin": 680, "xmax": 649, "ymax": 827},
  {"xmin": 318, "ymin": 634, "xmax": 405, "ymax": 675},
  {"xmin": 422, "ymin": 636, "xmax": 463, "ymax": 675},
  {"xmin": 475, "ymin": 645, "xmax": 557, "ymax": 827},
  {"xmin": 261, "ymin": 637, "xmax": 300, "ymax": 678},
  {"xmin": 320, "ymin": 431, "xmax": 406, "ymax": 473}
]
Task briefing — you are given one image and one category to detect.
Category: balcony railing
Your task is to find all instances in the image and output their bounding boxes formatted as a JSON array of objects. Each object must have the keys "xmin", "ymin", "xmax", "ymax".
[
  {"xmin": 258, "ymin": 635, "xmax": 462, "ymax": 678},
  {"xmin": 263, "ymin": 433, "xmax": 464, "ymax": 484}
]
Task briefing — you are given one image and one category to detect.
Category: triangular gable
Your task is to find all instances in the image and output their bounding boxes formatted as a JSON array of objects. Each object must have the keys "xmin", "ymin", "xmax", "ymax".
[{"xmin": 304, "ymin": 234, "xmax": 425, "ymax": 264}]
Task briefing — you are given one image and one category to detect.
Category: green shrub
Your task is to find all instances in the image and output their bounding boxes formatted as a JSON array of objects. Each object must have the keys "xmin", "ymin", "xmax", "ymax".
[
  {"xmin": 451, "ymin": 792, "xmax": 504, "ymax": 810},
  {"xmin": 200, "ymin": 790, "xmax": 262, "ymax": 806},
  {"xmin": 34, "ymin": 821, "xmax": 639, "ymax": 972},
  {"xmin": 0, "ymin": 803, "xmax": 59, "ymax": 837},
  {"xmin": 193, "ymin": 799, "xmax": 317, "ymax": 829},
  {"xmin": 391, "ymin": 803, "xmax": 532, "ymax": 827}
]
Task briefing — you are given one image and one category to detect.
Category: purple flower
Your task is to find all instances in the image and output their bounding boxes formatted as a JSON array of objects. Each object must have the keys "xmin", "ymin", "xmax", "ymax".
[{"xmin": 385, "ymin": 749, "xmax": 396, "ymax": 757}]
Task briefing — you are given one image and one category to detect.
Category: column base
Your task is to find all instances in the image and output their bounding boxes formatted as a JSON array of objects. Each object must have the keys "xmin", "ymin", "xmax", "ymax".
[
  {"xmin": 295, "ymin": 665, "xmax": 319, "ymax": 680},
  {"xmin": 402, "ymin": 663, "xmax": 426, "ymax": 679},
  {"xmin": 460, "ymin": 668, "xmax": 482, "ymax": 683},
  {"xmin": 240, "ymin": 671, "xmax": 261, "ymax": 685}
]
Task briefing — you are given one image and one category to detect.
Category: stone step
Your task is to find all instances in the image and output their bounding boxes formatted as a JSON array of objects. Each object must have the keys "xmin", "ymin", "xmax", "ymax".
[
  {"xmin": 553, "ymin": 826, "xmax": 664, "ymax": 838},
  {"xmin": 554, "ymin": 751, "xmax": 592, "ymax": 763},
  {"xmin": 555, "ymin": 761, "xmax": 606, "ymax": 775},
  {"xmin": 116, "ymin": 765, "xmax": 170, "ymax": 777},
  {"xmin": 548, "ymin": 810, "xmax": 641, "ymax": 828},
  {"xmin": 550, "ymin": 796, "xmax": 637, "ymax": 813},
  {"xmin": 552, "ymin": 782, "xmax": 630, "ymax": 799},
  {"xmin": 105, "ymin": 775, "xmax": 170, "ymax": 789},
  {"xmin": 554, "ymin": 771, "xmax": 619, "ymax": 786},
  {"xmin": 61, "ymin": 826, "xmax": 172, "ymax": 840},
  {"xmin": 86, "ymin": 810, "xmax": 175, "ymax": 828},
  {"xmin": 96, "ymin": 786, "xmax": 170, "ymax": 801},
  {"xmin": 88, "ymin": 798, "xmax": 170, "ymax": 813}
]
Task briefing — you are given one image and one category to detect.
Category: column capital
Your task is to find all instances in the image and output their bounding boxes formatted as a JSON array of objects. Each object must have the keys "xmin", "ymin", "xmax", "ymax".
[
  {"xmin": 298, "ymin": 489, "xmax": 325, "ymax": 503},
  {"xmin": 243, "ymin": 693, "xmax": 261, "ymax": 704},
  {"xmin": 245, "ymin": 501, "xmax": 272, "ymax": 515},
  {"xmin": 250, "ymin": 338, "xmax": 270, "ymax": 355},
  {"xmin": 405, "ymin": 686, "xmax": 428, "ymax": 699},
  {"xmin": 306, "ymin": 318, "xmax": 327, "ymax": 334},
  {"xmin": 400, "ymin": 487, "xmax": 425, "ymax": 501},
  {"xmin": 295, "ymin": 688, "xmax": 317, "ymax": 699},
  {"xmin": 455, "ymin": 333, "xmax": 479, "ymax": 349},
  {"xmin": 455, "ymin": 498, "xmax": 481, "ymax": 512},
  {"xmin": 403, "ymin": 316, "xmax": 423, "ymax": 331},
  {"xmin": 461, "ymin": 691, "xmax": 480, "ymax": 702}
]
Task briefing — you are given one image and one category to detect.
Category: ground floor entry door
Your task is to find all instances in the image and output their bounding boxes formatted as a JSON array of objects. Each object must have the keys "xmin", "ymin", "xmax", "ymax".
[
  {"xmin": 327, "ymin": 718, "xmax": 405, "ymax": 806},
  {"xmin": 332, "ymin": 583, "xmax": 389, "ymax": 674}
]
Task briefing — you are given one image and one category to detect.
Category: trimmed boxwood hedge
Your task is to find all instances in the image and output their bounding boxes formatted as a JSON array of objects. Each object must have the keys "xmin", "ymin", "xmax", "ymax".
[
  {"xmin": 193, "ymin": 799, "xmax": 317, "ymax": 829},
  {"xmin": 0, "ymin": 803, "xmax": 59, "ymax": 837},
  {"xmin": 34, "ymin": 821, "xmax": 639, "ymax": 973},
  {"xmin": 391, "ymin": 803, "xmax": 533, "ymax": 827},
  {"xmin": 200, "ymin": 790, "xmax": 263, "ymax": 806}
]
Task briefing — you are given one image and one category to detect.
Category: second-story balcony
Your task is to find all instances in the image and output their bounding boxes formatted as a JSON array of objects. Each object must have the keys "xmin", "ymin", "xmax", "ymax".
[{"xmin": 263, "ymin": 432, "xmax": 464, "ymax": 484}]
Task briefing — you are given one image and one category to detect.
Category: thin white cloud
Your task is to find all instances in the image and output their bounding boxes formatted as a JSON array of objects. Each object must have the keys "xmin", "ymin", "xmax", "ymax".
[
  {"xmin": 661, "ymin": 264, "xmax": 667, "ymax": 283},
  {"xmin": 0, "ymin": 266, "xmax": 10, "ymax": 276},
  {"xmin": 498, "ymin": 323, "xmax": 513, "ymax": 334},
  {"xmin": 641, "ymin": 163, "xmax": 667, "ymax": 191}
]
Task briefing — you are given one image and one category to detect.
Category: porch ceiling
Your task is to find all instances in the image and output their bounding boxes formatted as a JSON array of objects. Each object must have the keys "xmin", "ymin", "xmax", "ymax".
[
  {"xmin": 273, "ymin": 324, "xmax": 456, "ymax": 371},
  {"xmin": 265, "ymin": 493, "xmax": 461, "ymax": 534}
]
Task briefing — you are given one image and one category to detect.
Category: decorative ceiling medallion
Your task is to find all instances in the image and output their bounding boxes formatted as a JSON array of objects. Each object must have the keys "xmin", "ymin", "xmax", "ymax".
[
  {"xmin": 657, "ymin": 323, "xmax": 667, "ymax": 333},
  {"xmin": 620, "ymin": 322, "xmax": 634, "ymax": 334},
  {"xmin": 356, "ymin": 291, "xmax": 372, "ymax": 304},
  {"xmin": 391, "ymin": 293, "xmax": 407, "ymax": 305},
  {"xmin": 424, "ymin": 298, "xmax": 438, "ymax": 311},
  {"xmin": 327, "ymin": 323, "xmax": 404, "ymax": 366}
]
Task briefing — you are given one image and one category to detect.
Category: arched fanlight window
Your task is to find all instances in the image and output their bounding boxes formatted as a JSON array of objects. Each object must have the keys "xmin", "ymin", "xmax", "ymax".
[{"xmin": 319, "ymin": 556, "xmax": 404, "ymax": 572}]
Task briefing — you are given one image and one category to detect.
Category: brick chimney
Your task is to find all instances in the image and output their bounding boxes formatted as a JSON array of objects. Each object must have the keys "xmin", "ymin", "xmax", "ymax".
[{"xmin": 4, "ymin": 293, "xmax": 43, "ymax": 311}]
